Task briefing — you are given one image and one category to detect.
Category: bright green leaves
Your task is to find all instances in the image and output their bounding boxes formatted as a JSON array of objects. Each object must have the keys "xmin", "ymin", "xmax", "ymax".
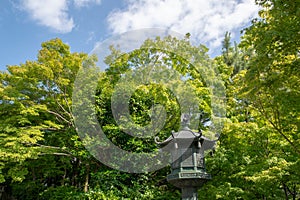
[
  {"xmin": 240, "ymin": 0, "xmax": 300, "ymax": 154},
  {"xmin": 95, "ymin": 35, "xmax": 224, "ymax": 156},
  {"xmin": 0, "ymin": 38, "xmax": 91, "ymax": 184},
  {"xmin": 199, "ymin": 6, "xmax": 300, "ymax": 196},
  {"xmin": 7, "ymin": 165, "xmax": 29, "ymax": 182}
]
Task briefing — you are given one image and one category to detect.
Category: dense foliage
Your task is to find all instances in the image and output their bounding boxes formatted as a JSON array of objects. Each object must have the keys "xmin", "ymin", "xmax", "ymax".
[{"xmin": 0, "ymin": 0, "xmax": 299, "ymax": 199}]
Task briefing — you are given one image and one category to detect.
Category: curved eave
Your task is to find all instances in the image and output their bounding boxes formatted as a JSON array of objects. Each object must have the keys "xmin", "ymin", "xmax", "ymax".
[{"xmin": 154, "ymin": 135, "xmax": 173, "ymax": 146}]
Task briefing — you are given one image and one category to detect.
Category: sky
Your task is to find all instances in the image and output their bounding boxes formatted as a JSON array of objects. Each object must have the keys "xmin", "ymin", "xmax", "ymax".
[{"xmin": 0, "ymin": 0, "xmax": 260, "ymax": 71}]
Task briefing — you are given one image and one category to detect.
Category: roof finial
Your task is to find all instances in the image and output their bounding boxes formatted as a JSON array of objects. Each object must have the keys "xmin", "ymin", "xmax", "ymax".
[{"xmin": 180, "ymin": 113, "xmax": 190, "ymax": 129}]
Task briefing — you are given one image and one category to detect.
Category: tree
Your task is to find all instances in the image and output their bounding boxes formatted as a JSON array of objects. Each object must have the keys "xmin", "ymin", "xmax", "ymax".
[
  {"xmin": 75, "ymin": 34, "xmax": 225, "ymax": 197},
  {"xmin": 239, "ymin": 1, "xmax": 300, "ymax": 198},
  {"xmin": 197, "ymin": 2, "xmax": 300, "ymax": 196},
  {"xmin": 96, "ymin": 35, "xmax": 224, "ymax": 151},
  {"xmin": 197, "ymin": 1, "xmax": 300, "ymax": 199},
  {"xmin": 240, "ymin": 0, "xmax": 300, "ymax": 154},
  {"xmin": 240, "ymin": 1, "xmax": 300, "ymax": 197},
  {"xmin": 0, "ymin": 38, "xmax": 97, "ymax": 199}
]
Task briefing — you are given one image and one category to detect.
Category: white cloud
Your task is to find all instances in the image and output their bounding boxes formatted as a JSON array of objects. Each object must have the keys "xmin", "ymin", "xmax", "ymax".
[
  {"xmin": 20, "ymin": 0, "xmax": 101, "ymax": 33},
  {"xmin": 73, "ymin": 0, "xmax": 101, "ymax": 8},
  {"xmin": 107, "ymin": 0, "xmax": 259, "ymax": 51},
  {"xmin": 21, "ymin": 0, "xmax": 74, "ymax": 33}
]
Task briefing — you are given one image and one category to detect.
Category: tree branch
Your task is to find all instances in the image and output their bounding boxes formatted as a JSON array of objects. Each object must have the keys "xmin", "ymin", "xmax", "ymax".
[
  {"xmin": 47, "ymin": 110, "xmax": 73, "ymax": 125},
  {"xmin": 39, "ymin": 153, "xmax": 73, "ymax": 157},
  {"xmin": 23, "ymin": 143, "xmax": 74, "ymax": 156},
  {"xmin": 256, "ymin": 96, "xmax": 300, "ymax": 155}
]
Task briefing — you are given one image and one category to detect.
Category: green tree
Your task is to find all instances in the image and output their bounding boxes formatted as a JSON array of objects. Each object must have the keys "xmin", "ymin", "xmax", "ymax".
[
  {"xmin": 240, "ymin": 0, "xmax": 300, "ymax": 154},
  {"xmin": 240, "ymin": 0, "xmax": 300, "ymax": 198},
  {"xmin": 89, "ymin": 35, "xmax": 225, "ymax": 198},
  {"xmin": 240, "ymin": 1, "xmax": 300, "ymax": 197},
  {"xmin": 95, "ymin": 34, "xmax": 224, "ymax": 153},
  {"xmin": 199, "ymin": 1, "xmax": 300, "ymax": 199},
  {"xmin": 0, "ymin": 38, "xmax": 97, "ymax": 199}
]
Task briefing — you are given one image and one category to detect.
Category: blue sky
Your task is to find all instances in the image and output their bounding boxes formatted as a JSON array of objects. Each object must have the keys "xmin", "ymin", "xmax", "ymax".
[{"xmin": 0, "ymin": 0, "xmax": 260, "ymax": 71}]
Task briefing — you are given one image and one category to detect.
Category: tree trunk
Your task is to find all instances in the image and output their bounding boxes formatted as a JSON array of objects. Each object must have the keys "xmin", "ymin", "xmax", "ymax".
[
  {"xmin": 292, "ymin": 185, "xmax": 296, "ymax": 200},
  {"xmin": 283, "ymin": 183, "xmax": 289, "ymax": 200},
  {"xmin": 84, "ymin": 164, "xmax": 90, "ymax": 193}
]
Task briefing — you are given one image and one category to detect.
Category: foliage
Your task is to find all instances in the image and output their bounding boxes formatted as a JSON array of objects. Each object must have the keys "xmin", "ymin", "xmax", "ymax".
[
  {"xmin": 240, "ymin": 0, "xmax": 300, "ymax": 154},
  {"xmin": 1, "ymin": 1, "xmax": 299, "ymax": 197},
  {"xmin": 0, "ymin": 38, "xmax": 95, "ymax": 198},
  {"xmin": 239, "ymin": 1, "xmax": 300, "ymax": 197},
  {"xmin": 198, "ymin": 1, "xmax": 300, "ymax": 199},
  {"xmin": 1, "ymin": 36, "xmax": 218, "ymax": 199}
]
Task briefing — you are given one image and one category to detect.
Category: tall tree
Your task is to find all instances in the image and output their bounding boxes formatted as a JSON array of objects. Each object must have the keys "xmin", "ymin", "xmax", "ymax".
[
  {"xmin": 0, "ymin": 38, "xmax": 98, "ymax": 199},
  {"xmin": 201, "ymin": 0, "xmax": 300, "ymax": 199},
  {"xmin": 198, "ymin": 1, "xmax": 300, "ymax": 197},
  {"xmin": 240, "ymin": 0, "xmax": 300, "ymax": 154}
]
